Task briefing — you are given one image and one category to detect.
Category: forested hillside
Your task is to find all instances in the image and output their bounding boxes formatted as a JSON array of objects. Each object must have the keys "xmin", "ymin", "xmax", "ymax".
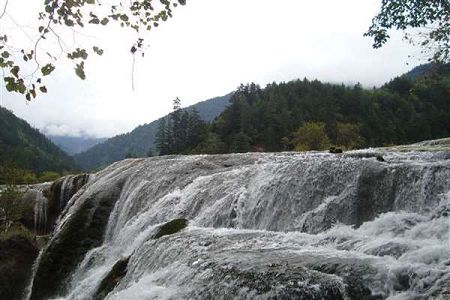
[
  {"xmin": 75, "ymin": 64, "xmax": 450, "ymax": 171},
  {"xmin": 158, "ymin": 64, "xmax": 450, "ymax": 154},
  {"xmin": 74, "ymin": 94, "xmax": 231, "ymax": 171},
  {"xmin": 0, "ymin": 106, "xmax": 78, "ymax": 175}
]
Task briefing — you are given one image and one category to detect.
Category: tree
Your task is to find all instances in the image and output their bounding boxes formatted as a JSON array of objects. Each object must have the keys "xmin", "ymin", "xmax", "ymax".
[
  {"xmin": 334, "ymin": 122, "xmax": 364, "ymax": 150},
  {"xmin": 169, "ymin": 97, "xmax": 184, "ymax": 153},
  {"xmin": 230, "ymin": 132, "xmax": 251, "ymax": 153},
  {"xmin": 0, "ymin": 167, "xmax": 25, "ymax": 233},
  {"xmin": 155, "ymin": 118, "xmax": 169, "ymax": 155},
  {"xmin": 366, "ymin": 0, "xmax": 450, "ymax": 62},
  {"xmin": 292, "ymin": 122, "xmax": 330, "ymax": 151},
  {"xmin": 146, "ymin": 148, "xmax": 154, "ymax": 157},
  {"xmin": 193, "ymin": 132, "xmax": 226, "ymax": 154},
  {"xmin": 0, "ymin": 0, "xmax": 186, "ymax": 100}
]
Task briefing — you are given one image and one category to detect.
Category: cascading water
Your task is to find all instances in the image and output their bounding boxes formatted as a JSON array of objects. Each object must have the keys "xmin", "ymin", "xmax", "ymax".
[
  {"xmin": 26, "ymin": 141, "xmax": 450, "ymax": 300},
  {"xmin": 33, "ymin": 191, "xmax": 48, "ymax": 235},
  {"xmin": 56, "ymin": 174, "xmax": 92, "ymax": 219},
  {"xmin": 22, "ymin": 174, "xmax": 92, "ymax": 236}
]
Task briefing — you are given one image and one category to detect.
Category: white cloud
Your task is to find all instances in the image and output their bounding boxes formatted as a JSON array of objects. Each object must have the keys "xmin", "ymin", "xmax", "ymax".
[{"xmin": 0, "ymin": 0, "xmax": 426, "ymax": 138}]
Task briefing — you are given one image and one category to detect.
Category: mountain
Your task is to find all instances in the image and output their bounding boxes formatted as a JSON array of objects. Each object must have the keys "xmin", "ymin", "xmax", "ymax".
[
  {"xmin": 47, "ymin": 135, "xmax": 108, "ymax": 155},
  {"xmin": 155, "ymin": 64, "xmax": 450, "ymax": 155},
  {"xmin": 200, "ymin": 67, "xmax": 450, "ymax": 153},
  {"xmin": 74, "ymin": 94, "xmax": 232, "ymax": 171},
  {"xmin": 0, "ymin": 106, "xmax": 78, "ymax": 174},
  {"xmin": 402, "ymin": 63, "xmax": 435, "ymax": 80}
]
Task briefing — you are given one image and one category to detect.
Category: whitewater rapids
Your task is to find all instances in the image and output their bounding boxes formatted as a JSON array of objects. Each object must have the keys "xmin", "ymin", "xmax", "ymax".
[{"xmin": 26, "ymin": 144, "xmax": 450, "ymax": 299}]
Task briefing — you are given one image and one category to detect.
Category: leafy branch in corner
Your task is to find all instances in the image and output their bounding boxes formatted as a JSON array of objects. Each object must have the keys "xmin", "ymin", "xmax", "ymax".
[
  {"xmin": 0, "ymin": 0, "xmax": 186, "ymax": 100},
  {"xmin": 366, "ymin": 0, "xmax": 450, "ymax": 63}
]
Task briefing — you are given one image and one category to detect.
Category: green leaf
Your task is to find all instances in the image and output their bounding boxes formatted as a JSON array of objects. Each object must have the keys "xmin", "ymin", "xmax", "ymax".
[
  {"xmin": 16, "ymin": 81, "xmax": 26, "ymax": 94},
  {"xmin": 89, "ymin": 18, "xmax": 100, "ymax": 25},
  {"xmin": 74, "ymin": 62, "xmax": 86, "ymax": 80},
  {"xmin": 93, "ymin": 46, "xmax": 104, "ymax": 55},
  {"xmin": 4, "ymin": 77, "xmax": 15, "ymax": 92},
  {"xmin": 11, "ymin": 66, "xmax": 20, "ymax": 78},
  {"xmin": 100, "ymin": 18, "xmax": 109, "ymax": 25},
  {"xmin": 39, "ymin": 86, "xmax": 47, "ymax": 93},
  {"xmin": 41, "ymin": 64, "xmax": 55, "ymax": 76}
]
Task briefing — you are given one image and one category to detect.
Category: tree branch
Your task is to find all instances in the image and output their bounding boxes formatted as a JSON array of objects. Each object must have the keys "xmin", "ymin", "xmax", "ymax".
[{"xmin": 0, "ymin": 0, "xmax": 8, "ymax": 20}]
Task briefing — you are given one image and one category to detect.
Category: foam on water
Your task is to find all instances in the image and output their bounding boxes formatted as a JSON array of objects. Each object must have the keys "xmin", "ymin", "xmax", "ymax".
[{"xmin": 26, "ymin": 148, "xmax": 450, "ymax": 299}]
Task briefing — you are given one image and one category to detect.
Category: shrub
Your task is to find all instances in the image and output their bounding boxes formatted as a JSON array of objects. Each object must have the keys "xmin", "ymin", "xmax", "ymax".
[
  {"xmin": 0, "ymin": 185, "xmax": 25, "ymax": 233},
  {"xmin": 335, "ymin": 122, "xmax": 365, "ymax": 150},
  {"xmin": 38, "ymin": 171, "xmax": 61, "ymax": 183},
  {"xmin": 292, "ymin": 122, "xmax": 330, "ymax": 151}
]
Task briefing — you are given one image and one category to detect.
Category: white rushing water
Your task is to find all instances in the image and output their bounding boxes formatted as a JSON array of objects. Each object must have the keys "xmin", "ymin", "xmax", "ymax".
[{"xmin": 27, "ymin": 145, "xmax": 450, "ymax": 300}]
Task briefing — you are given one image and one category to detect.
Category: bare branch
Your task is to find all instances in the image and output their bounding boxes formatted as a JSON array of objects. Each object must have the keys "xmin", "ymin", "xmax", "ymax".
[{"xmin": 0, "ymin": 0, "xmax": 8, "ymax": 20}]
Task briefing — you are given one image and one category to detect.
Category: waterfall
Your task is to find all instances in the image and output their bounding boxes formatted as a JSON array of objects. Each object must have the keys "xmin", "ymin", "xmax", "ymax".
[
  {"xmin": 26, "ymin": 143, "xmax": 450, "ymax": 299},
  {"xmin": 33, "ymin": 191, "xmax": 48, "ymax": 234}
]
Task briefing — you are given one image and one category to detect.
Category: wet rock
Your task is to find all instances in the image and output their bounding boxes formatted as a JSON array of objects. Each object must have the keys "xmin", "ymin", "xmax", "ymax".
[
  {"xmin": 329, "ymin": 147, "xmax": 343, "ymax": 154},
  {"xmin": 191, "ymin": 261, "xmax": 345, "ymax": 299},
  {"xmin": 0, "ymin": 233, "xmax": 39, "ymax": 300},
  {"xmin": 93, "ymin": 256, "xmax": 130, "ymax": 300},
  {"xmin": 19, "ymin": 189, "xmax": 40, "ymax": 233},
  {"xmin": 29, "ymin": 179, "xmax": 125, "ymax": 300},
  {"xmin": 354, "ymin": 164, "xmax": 396, "ymax": 227},
  {"xmin": 376, "ymin": 155, "xmax": 385, "ymax": 162},
  {"xmin": 153, "ymin": 218, "xmax": 188, "ymax": 239},
  {"xmin": 46, "ymin": 174, "xmax": 91, "ymax": 233}
]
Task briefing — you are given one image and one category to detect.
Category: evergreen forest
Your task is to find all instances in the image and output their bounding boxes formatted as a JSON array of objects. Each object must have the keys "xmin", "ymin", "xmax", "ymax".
[{"xmin": 156, "ymin": 64, "xmax": 450, "ymax": 155}]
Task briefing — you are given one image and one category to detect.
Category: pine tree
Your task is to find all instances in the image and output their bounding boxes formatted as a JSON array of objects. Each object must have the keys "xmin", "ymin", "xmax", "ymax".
[{"xmin": 155, "ymin": 118, "xmax": 170, "ymax": 155}]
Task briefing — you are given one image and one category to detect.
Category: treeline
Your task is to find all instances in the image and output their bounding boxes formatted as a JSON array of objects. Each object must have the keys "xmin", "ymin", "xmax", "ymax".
[
  {"xmin": 0, "ymin": 164, "xmax": 61, "ymax": 185},
  {"xmin": 156, "ymin": 64, "xmax": 450, "ymax": 155},
  {"xmin": 155, "ymin": 98, "xmax": 208, "ymax": 155}
]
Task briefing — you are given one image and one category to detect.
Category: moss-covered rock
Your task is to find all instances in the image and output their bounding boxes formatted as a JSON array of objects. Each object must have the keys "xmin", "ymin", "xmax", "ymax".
[
  {"xmin": 93, "ymin": 256, "xmax": 130, "ymax": 300},
  {"xmin": 0, "ymin": 230, "xmax": 39, "ymax": 300},
  {"xmin": 29, "ymin": 180, "xmax": 124, "ymax": 300},
  {"xmin": 153, "ymin": 218, "xmax": 188, "ymax": 239},
  {"xmin": 45, "ymin": 174, "xmax": 90, "ymax": 233}
]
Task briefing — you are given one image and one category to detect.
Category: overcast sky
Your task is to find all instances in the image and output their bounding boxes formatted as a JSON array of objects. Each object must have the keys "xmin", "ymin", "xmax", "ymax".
[{"xmin": 0, "ymin": 0, "xmax": 425, "ymax": 138}]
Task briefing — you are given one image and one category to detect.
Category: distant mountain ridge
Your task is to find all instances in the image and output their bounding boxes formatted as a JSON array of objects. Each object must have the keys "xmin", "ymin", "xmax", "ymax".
[
  {"xmin": 74, "ymin": 93, "xmax": 232, "ymax": 171},
  {"xmin": 47, "ymin": 135, "xmax": 108, "ymax": 155},
  {"xmin": 0, "ymin": 106, "xmax": 78, "ymax": 173}
]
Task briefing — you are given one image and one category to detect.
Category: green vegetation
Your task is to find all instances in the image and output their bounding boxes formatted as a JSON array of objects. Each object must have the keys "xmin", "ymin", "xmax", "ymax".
[
  {"xmin": 1, "ymin": 0, "xmax": 186, "ymax": 100},
  {"xmin": 38, "ymin": 171, "xmax": 61, "ymax": 183},
  {"xmin": 0, "ymin": 231, "xmax": 39, "ymax": 300},
  {"xmin": 292, "ymin": 122, "xmax": 330, "ymax": 151},
  {"xmin": 156, "ymin": 64, "xmax": 450, "ymax": 154},
  {"xmin": 0, "ymin": 166, "xmax": 61, "ymax": 185},
  {"xmin": 335, "ymin": 122, "xmax": 365, "ymax": 150},
  {"xmin": 0, "ymin": 168, "xmax": 40, "ymax": 300},
  {"xmin": 30, "ymin": 180, "xmax": 124, "ymax": 300},
  {"xmin": 366, "ymin": 1, "xmax": 450, "ymax": 62},
  {"xmin": 75, "ymin": 63, "xmax": 449, "ymax": 167},
  {"xmin": 155, "ymin": 98, "xmax": 208, "ymax": 155},
  {"xmin": 0, "ymin": 184, "xmax": 25, "ymax": 233},
  {"xmin": 74, "ymin": 94, "xmax": 231, "ymax": 171},
  {"xmin": 0, "ymin": 106, "xmax": 78, "ymax": 175},
  {"xmin": 1, "ymin": 0, "xmax": 445, "ymax": 100}
]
